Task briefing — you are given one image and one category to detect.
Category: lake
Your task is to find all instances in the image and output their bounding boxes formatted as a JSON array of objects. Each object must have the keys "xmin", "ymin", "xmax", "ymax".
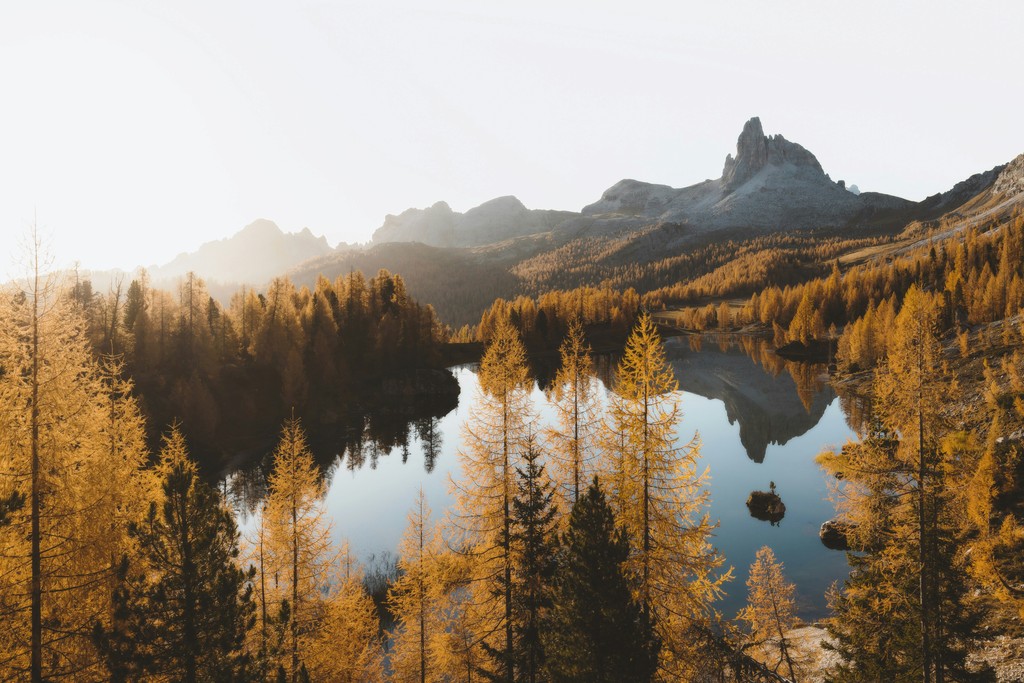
[{"xmin": 231, "ymin": 335, "xmax": 856, "ymax": 622}]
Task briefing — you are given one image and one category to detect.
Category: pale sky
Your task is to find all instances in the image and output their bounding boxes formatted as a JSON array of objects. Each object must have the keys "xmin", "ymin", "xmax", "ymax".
[{"xmin": 1, "ymin": 1, "xmax": 1022, "ymax": 278}]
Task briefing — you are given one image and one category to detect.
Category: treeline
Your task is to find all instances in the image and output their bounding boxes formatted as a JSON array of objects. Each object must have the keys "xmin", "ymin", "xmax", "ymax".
[
  {"xmin": 513, "ymin": 226, "xmax": 890, "ymax": 303},
  {"xmin": 456, "ymin": 286, "xmax": 643, "ymax": 347},
  {"xmin": 659, "ymin": 211, "xmax": 1024, "ymax": 364},
  {"xmin": 68, "ymin": 267, "xmax": 449, "ymax": 462},
  {"xmin": 291, "ymin": 241, "xmax": 521, "ymax": 329},
  {"xmin": 460, "ymin": 225, "xmax": 894, "ymax": 348},
  {"xmin": 297, "ymin": 225, "xmax": 894, "ymax": 330}
]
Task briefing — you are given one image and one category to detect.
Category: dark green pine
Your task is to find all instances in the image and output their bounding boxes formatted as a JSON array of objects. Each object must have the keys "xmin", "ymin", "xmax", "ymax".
[
  {"xmin": 542, "ymin": 477, "xmax": 659, "ymax": 683},
  {"xmin": 94, "ymin": 460, "xmax": 255, "ymax": 681}
]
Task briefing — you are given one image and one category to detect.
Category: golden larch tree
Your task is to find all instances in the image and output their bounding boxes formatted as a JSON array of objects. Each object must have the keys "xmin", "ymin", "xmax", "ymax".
[
  {"xmin": 0, "ymin": 232, "xmax": 148, "ymax": 681},
  {"xmin": 448, "ymin": 315, "xmax": 533, "ymax": 681},
  {"xmin": 304, "ymin": 543, "xmax": 385, "ymax": 682},
  {"xmin": 545, "ymin": 317, "xmax": 602, "ymax": 512},
  {"xmin": 388, "ymin": 488, "xmax": 448, "ymax": 683},
  {"xmin": 430, "ymin": 551, "xmax": 486, "ymax": 683},
  {"xmin": 819, "ymin": 286, "xmax": 987, "ymax": 682},
  {"xmin": 602, "ymin": 311, "xmax": 728, "ymax": 680},
  {"xmin": 739, "ymin": 546, "xmax": 800, "ymax": 682},
  {"xmin": 263, "ymin": 417, "xmax": 336, "ymax": 682}
]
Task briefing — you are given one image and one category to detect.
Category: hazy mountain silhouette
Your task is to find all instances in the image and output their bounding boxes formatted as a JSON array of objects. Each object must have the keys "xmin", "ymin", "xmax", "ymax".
[{"xmin": 148, "ymin": 219, "xmax": 333, "ymax": 286}]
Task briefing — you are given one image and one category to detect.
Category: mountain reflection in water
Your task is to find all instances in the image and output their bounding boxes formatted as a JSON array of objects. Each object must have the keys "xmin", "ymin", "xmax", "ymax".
[
  {"xmin": 664, "ymin": 335, "xmax": 834, "ymax": 463},
  {"xmin": 226, "ymin": 334, "xmax": 853, "ymax": 620}
]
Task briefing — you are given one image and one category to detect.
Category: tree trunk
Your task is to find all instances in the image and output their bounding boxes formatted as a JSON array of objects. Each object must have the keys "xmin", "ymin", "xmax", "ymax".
[
  {"xmin": 180, "ymin": 484, "xmax": 198, "ymax": 683},
  {"xmin": 419, "ymin": 496, "xmax": 426, "ymax": 683},
  {"xmin": 917, "ymin": 330, "xmax": 932, "ymax": 683},
  {"xmin": 503, "ymin": 398, "xmax": 513, "ymax": 683},
  {"xmin": 30, "ymin": 247, "xmax": 42, "ymax": 683},
  {"xmin": 292, "ymin": 496, "xmax": 300, "ymax": 683}
]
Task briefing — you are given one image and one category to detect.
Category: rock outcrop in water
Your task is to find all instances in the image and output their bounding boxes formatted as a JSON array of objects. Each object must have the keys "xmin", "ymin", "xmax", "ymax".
[
  {"xmin": 820, "ymin": 519, "xmax": 854, "ymax": 551},
  {"xmin": 746, "ymin": 489, "xmax": 786, "ymax": 525}
]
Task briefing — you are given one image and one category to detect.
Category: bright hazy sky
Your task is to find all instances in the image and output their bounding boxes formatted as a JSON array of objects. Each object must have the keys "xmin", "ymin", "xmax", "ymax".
[{"xmin": 2, "ymin": 1, "xmax": 1022, "ymax": 278}]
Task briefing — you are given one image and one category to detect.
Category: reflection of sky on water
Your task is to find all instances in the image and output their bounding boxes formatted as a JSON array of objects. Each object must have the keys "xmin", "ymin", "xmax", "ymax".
[
  {"xmin": 233, "ymin": 347, "xmax": 856, "ymax": 621},
  {"xmin": 686, "ymin": 392, "xmax": 854, "ymax": 619}
]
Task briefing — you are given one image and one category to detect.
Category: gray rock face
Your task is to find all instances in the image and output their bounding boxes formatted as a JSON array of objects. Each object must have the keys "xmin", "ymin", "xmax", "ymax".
[
  {"xmin": 372, "ymin": 196, "xmax": 576, "ymax": 248},
  {"xmin": 722, "ymin": 116, "xmax": 824, "ymax": 191},
  {"xmin": 722, "ymin": 117, "xmax": 769, "ymax": 190},
  {"xmin": 579, "ymin": 116, "xmax": 911, "ymax": 235},
  {"xmin": 994, "ymin": 153, "xmax": 1024, "ymax": 198}
]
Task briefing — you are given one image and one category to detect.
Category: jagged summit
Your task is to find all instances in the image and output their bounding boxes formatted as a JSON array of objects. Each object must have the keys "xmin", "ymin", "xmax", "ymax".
[
  {"xmin": 722, "ymin": 117, "xmax": 823, "ymax": 190},
  {"xmin": 577, "ymin": 116, "xmax": 910, "ymax": 235}
]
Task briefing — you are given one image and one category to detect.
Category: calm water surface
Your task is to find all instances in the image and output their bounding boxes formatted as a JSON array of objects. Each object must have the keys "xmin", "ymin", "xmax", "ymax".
[{"xmin": 233, "ymin": 336, "xmax": 856, "ymax": 621}]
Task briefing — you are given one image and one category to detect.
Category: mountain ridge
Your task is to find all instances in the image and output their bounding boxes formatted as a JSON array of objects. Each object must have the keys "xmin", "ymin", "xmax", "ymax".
[
  {"xmin": 79, "ymin": 118, "xmax": 1023, "ymax": 327},
  {"xmin": 371, "ymin": 196, "xmax": 576, "ymax": 248},
  {"xmin": 148, "ymin": 218, "xmax": 334, "ymax": 286}
]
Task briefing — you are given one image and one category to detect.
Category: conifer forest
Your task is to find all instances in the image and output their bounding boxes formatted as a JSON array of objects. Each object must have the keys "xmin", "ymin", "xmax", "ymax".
[{"xmin": 3, "ymin": 205, "xmax": 1024, "ymax": 681}]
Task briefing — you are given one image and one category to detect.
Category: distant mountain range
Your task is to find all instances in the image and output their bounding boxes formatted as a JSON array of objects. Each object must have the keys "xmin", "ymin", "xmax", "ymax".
[
  {"xmin": 366, "ymin": 116, "xmax": 1018, "ymax": 250},
  {"xmin": 148, "ymin": 218, "xmax": 334, "ymax": 285},
  {"xmin": 90, "ymin": 117, "xmax": 1024, "ymax": 325},
  {"xmin": 371, "ymin": 195, "xmax": 576, "ymax": 248}
]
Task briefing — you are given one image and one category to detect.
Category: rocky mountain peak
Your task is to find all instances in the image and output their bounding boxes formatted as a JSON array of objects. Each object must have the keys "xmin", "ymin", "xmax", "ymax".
[
  {"xmin": 372, "ymin": 195, "xmax": 575, "ymax": 248},
  {"xmin": 462, "ymin": 195, "xmax": 529, "ymax": 224},
  {"xmin": 149, "ymin": 219, "xmax": 333, "ymax": 286},
  {"xmin": 994, "ymin": 153, "xmax": 1024, "ymax": 197},
  {"xmin": 722, "ymin": 116, "xmax": 824, "ymax": 191},
  {"xmin": 722, "ymin": 117, "xmax": 768, "ymax": 190},
  {"xmin": 238, "ymin": 218, "xmax": 283, "ymax": 239}
]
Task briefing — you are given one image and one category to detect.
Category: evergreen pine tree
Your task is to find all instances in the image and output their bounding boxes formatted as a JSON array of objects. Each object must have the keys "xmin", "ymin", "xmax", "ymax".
[
  {"xmin": 542, "ymin": 478, "xmax": 659, "ymax": 683},
  {"xmin": 509, "ymin": 436, "xmax": 558, "ymax": 683},
  {"xmin": 94, "ymin": 427, "xmax": 255, "ymax": 681}
]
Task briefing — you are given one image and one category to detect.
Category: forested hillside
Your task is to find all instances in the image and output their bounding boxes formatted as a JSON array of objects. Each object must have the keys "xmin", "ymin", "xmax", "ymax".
[{"xmin": 65, "ymin": 267, "xmax": 453, "ymax": 469}]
